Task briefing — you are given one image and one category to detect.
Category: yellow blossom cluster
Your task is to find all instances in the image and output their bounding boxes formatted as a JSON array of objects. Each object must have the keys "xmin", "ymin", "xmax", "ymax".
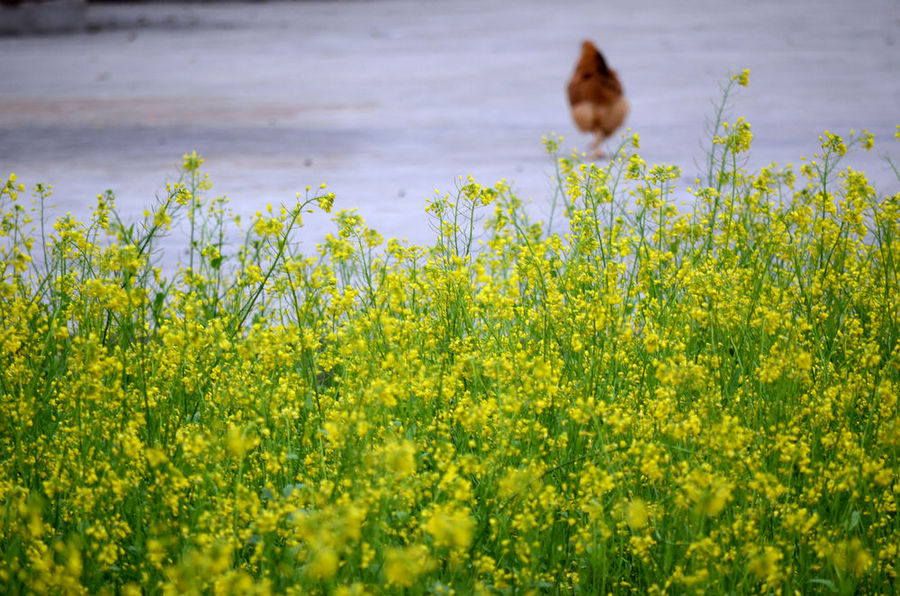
[{"xmin": 1, "ymin": 93, "xmax": 898, "ymax": 594}]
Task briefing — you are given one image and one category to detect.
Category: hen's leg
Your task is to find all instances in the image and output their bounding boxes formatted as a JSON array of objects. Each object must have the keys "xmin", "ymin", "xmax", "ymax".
[{"xmin": 590, "ymin": 131, "xmax": 607, "ymax": 159}]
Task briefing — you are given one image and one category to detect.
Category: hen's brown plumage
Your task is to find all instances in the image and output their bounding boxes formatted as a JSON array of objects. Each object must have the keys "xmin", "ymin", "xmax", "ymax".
[{"xmin": 567, "ymin": 40, "xmax": 629, "ymax": 158}]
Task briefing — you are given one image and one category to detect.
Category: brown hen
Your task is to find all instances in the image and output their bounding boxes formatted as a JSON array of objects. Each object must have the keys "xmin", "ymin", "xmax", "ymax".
[{"xmin": 567, "ymin": 41, "xmax": 629, "ymax": 158}]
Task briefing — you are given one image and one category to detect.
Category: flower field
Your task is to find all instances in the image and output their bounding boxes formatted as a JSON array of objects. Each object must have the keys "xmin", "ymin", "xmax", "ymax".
[{"xmin": 2, "ymin": 77, "xmax": 899, "ymax": 594}]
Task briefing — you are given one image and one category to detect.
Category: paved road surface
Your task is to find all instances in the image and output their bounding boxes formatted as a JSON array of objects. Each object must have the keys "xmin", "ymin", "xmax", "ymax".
[{"xmin": 1, "ymin": 0, "xmax": 898, "ymax": 253}]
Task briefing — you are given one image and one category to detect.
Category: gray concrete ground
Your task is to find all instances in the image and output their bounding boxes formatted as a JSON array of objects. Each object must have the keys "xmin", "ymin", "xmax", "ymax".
[{"xmin": 1, "ymin": 0, "xmax": 898, "ymax": 254}]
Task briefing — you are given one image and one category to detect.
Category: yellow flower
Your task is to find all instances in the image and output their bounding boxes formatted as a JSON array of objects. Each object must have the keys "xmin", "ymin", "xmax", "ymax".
[
  {"xmin": 334, "ymin": 583, "xmax": 371, "ymax": 596},
  {"xmin": 153, "ymin": 203, "xmax": 172, "ymax": 228},
  {"xmin": 383, "ymin": 439, "xmax": 417, "ymax": 479},
  {"xmin": 225, "ymin": 424, "xmax": 258, "ymax": 458},
  {"xmin": 147, "ymin": 539, "xmax": 166, "ymax": 569},
  {"xmin": 678, "ymin": 466, "xmax": 734, "ymax": 516},
  {"xmin": 831, "ymin": 538, "xmax": 872, "ymax": 577},
  {"xmin": 306, "ymin": 546, "xmax": 339, "ymax": 580},
  {"xmin": 383, "ymin": 544, "xmax": 433, "ymax": 588},
  {"xmin": 498, "ymin": 465, "xmax": 540, "ymax": 499},
  {"xmin": 733, "ymin": 68, "xmax": 750, "ymax": 87},
  {"xmin": 861, "ymin": 129, "xmax": 875, "ymax": 150},
  {"xmin": 318, "ymin": 192, "xmax": 335, "ymax": 213},
  {"xmin": 423, "ymin": 504, "xmax": 475, "ymax": 550},
  {"xmin": 747, "ymin": 546, "xmax": 783, "ymax": 583},
  {"xmin": 625, "ymin": 498, "xmax": 649, "ymax": 530},
  {"xmin": 625, "ymin": 153, "xmax": 647, "ymax": 180},
  {"xmin": 145, "ymin": 447, "xmax": 168, "ymax": 468},
  {"xmin": 726, "ymin": 117, "xmax": 753, "ymax": 153},
  {"xmin": 182, "ymin": 150, "xmax": 204, "ymax": 172},
  {"xmin": 820, "ymin": 130, "xmax": 847, "ymax": 156},
  {"xmin": 643, "ymin": 331, "xmax": 660, "ymax": 354}
]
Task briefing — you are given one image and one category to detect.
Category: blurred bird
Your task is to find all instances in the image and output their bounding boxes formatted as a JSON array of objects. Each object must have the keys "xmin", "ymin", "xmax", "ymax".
[{"xmin": 567, "ymin": 40, "xmax": 629, "ymax": 158}]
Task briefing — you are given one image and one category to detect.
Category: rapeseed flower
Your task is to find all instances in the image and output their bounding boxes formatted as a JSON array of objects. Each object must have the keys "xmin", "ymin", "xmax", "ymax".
[
  {"xmin": 1, "ymin": 79, "xmax": 898, "ymax": 594},
  {"xmin": 383, "ymin": 544, "xmax": 433, "ymax": 588},
  {"xmin": 423, "ymin": 504, "xmax": 475, "ymax": 550}
]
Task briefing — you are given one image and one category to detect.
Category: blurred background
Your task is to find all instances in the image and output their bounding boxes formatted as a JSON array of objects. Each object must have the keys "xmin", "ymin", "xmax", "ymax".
[{"xmin": 1, "ymin": 0, "xmax": 898, "ymax": 253}]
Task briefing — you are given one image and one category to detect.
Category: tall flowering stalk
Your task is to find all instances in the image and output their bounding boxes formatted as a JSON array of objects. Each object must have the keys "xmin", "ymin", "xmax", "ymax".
[{"xmin": 0, "ymin": 76, "xmax": 898, "ymax": 594}]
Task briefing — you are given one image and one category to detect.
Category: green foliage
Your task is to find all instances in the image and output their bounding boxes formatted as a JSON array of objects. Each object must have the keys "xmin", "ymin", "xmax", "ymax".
[{"xmin": 1, "ymin": 80, "xmax": 899, "ymax": 595}]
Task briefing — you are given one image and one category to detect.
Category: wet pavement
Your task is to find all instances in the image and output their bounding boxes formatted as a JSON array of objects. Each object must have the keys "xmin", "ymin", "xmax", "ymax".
[{"xmin": 1, "ymin": 0, "xmax": 898, "ymax": 252}]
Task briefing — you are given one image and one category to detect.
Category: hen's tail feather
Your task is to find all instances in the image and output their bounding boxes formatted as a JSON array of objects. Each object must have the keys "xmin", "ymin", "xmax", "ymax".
[
  {"xmin": 571, "ymin": 102, "xmax": 595, "ymax": 132},
  {"xmin": 570, "ymin": 97, "xmax": 630, "ymax": 135}
]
